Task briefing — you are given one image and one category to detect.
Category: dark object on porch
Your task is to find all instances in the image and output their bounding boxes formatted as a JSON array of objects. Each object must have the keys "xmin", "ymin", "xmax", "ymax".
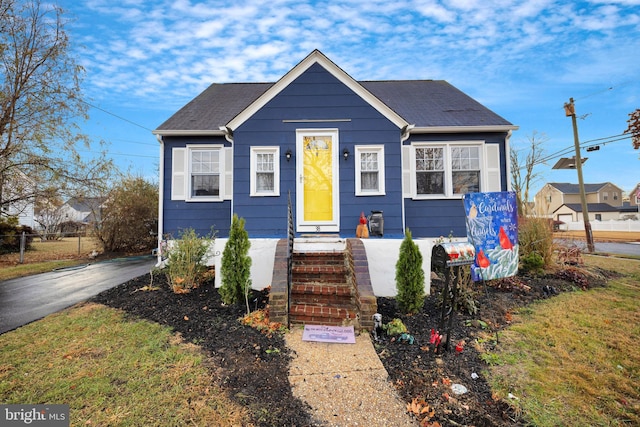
[{"xmin": 368, "ymin": 210, "xmax": 384, "ymax": 236}]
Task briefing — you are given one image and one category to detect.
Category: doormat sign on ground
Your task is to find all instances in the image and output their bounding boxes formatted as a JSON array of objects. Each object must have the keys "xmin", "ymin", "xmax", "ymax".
[{"xmin": 302, "ymin": 325, "xmax": 356, "ymax": 344}]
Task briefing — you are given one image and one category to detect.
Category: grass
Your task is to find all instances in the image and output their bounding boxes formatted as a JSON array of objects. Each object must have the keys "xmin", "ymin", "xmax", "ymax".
[
  {"xmin": 486, "ymin": 255, "xmax": 640, "ymax": 426},
  {"xmin": 1, "ymin": 245, "xmax": 639, "ymax": 426},
  {"xmin": 0, "ymin": 303, "xmax": 248, "ymax": 426},
  {"xmin": 0, "ymin": 237, "xmax": 102, "ymax": 281}
]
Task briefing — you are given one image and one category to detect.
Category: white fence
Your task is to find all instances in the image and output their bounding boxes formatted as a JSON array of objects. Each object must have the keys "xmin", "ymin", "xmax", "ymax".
[{"xmin": 559, "ymin": 219, "xmax": 640, "ymax": 232}]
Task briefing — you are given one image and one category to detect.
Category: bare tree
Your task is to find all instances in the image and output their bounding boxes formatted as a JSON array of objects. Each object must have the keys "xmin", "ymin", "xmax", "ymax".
[
  {"xmin": 510, "ymin": 131, "xmax": 548, "ymax": 216},
  {"xmin": 625, "ymin": 108, "xmax": 640, "ymax": 150},
  {"xmin": 0, "ymin": 0, "xmax": 112, "ymax": 219}
]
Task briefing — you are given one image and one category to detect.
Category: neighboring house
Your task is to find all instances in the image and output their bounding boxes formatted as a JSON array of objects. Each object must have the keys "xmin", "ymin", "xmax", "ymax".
[
  {"xmin": 57, "ymin": 197, "xmax": 105, "ymax": 225},
  {"xmin": 1, "ymin": 169, "xmax": 36, "ymax": 229},
  {"xmin": 553, "ymin": 203, "xmax": 621, "ymax": 222},
  {"xmin": 630, "ymin": 183, "xmax": 640, "ymax": 206},
  {"xmin": 153, "ymin": 50, "xmax": 517, "ymax": 294},
  {"xmin": 534, "ymin": 182, "xmax": 623, "ymax": 220}
]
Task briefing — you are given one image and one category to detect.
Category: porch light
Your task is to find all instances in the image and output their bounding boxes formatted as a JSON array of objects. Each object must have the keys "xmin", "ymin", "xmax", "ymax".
[
  {"xmin": 343, "ymin": 147, "xmax": 349, "ymax": 160},
  {"xmin": 285, "ymin": 148, "xmax": 292, "ymax": 162}
]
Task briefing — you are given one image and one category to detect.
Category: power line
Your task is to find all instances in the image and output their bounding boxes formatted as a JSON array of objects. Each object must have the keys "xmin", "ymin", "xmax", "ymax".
[
  {"xmin": 517, "ymin": 132, "xmax": 633, "ymax": 171},
  {"xmin": 81, "ymin": 99, "xmax": 153, "ymax": 132}
]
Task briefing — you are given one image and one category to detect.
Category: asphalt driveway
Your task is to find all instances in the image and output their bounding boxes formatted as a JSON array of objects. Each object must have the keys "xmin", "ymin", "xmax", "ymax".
[{"xmin": 0, "ymin": 256, "xmax": 157, "ymax": 334}]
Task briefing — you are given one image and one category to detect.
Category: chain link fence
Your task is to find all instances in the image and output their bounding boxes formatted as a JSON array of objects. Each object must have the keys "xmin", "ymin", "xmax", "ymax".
[{"xmin": 0, "ymin": 232, "xmax": 99, "ymax": 264}]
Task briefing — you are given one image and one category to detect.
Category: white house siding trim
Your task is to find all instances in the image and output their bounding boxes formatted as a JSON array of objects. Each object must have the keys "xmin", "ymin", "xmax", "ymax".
[{"xmin": 200, "ymin": 237, "xmax": 436, "ymax": 297}]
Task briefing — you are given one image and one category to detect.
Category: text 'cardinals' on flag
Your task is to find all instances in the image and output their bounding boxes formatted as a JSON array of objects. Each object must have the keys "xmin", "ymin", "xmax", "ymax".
[{"xmin": 463, "ymin": 192, "xmax": 518, "ymax": 281}]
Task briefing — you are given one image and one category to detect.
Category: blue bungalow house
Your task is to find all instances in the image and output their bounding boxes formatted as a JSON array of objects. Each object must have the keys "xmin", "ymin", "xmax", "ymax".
[{"xmin": 153, "ymin": 50, "xmax": 517, "ymax": 319}]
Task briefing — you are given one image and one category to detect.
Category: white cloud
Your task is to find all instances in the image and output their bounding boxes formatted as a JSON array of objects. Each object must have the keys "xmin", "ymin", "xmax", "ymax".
[{"xmin": 59, "ymin": 0, "xmax": 639, "ymax": 123}]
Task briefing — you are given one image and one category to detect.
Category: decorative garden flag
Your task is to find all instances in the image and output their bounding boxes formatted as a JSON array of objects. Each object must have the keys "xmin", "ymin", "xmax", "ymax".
[{"xmin": 463, "ymin": 191, "xmax": 518, "ymax": 281}]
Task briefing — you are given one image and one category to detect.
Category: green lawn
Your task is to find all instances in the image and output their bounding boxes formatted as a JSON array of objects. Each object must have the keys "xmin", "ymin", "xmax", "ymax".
[
  {"xmin": 485, "ymin": 256, "xmax": 640, "ymax": 426},
  {"xmin": 0, "ymin": 303, "xmax": 248, "ymax": 426}
]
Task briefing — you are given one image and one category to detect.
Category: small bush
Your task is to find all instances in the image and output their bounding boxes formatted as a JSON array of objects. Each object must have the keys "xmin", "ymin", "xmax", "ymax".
[
  {"xmin": 0, "ymin": 217, "xmax": 34, "ymax": 254},
  {"xmin": 164, "ymin": 228, "xmax": 215, "ymax": 293},
  {"xmin": 395, "ymin": 228, "xmax": 425, "ymax": 314},
  {"xmin": 219, "ymin": 215, "xmax": 252, "ymax": 309},
  {"xmin": 520, "ymin": 252, "xmax": 545, "ymax": 274}
]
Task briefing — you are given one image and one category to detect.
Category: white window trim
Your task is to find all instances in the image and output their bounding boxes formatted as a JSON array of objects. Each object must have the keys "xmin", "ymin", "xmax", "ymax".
[
  {"xmin": 410, "ymin": 141, "xmax": 486, "ymax": 200},
  {"xmin": 186, "ymin": 144, "xmax": 224, "ymax": 202},
  {"xmin": 250, "ymin": 146, "xmax": 280, "ymax": 197},
  {"xmin": 355, "ymin": 145, "xmax": 385, "ymax": 196}
]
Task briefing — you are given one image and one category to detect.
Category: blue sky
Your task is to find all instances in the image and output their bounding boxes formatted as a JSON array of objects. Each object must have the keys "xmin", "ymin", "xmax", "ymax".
[{"xmin": 58, "ymin": 0, "xmax": 640, "ymax": 197}]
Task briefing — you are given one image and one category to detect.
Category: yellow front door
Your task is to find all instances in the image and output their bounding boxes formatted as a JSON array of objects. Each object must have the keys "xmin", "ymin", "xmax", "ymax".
[
  {"xmin": 296, "ymin": 129, "xmax": 339, "ymax": 232},
  {"xmin": 303, "ymin": 135, "xmax": 333, "ymax": 221}
]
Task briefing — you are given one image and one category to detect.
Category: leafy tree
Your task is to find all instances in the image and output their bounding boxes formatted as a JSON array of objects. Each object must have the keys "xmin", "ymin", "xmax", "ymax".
[
  {"xmin": 94, "ymin": 175, "xmax": 158, "ymax": 253},
  {"xmin": 219, "ymin": 214, "xmax": 252, "ymax": 312},
  {"xmin": 0, "ymin": 0, "xmax": 112, "ymax": 219},
  {"xmin": 510, "ymin": 131, "xmax": 548, "ymax": 216},
  {"xmin": 395, "ymin": 228, "xmax": 425, "ymax": 314},
  {"xmin": 625, "ymin": 108, "xmax": 640, "ymax": 150}
]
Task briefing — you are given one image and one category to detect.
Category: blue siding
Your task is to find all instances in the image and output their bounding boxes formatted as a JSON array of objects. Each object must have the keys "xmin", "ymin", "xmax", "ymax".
[
  {"xmin": 402, "ymin": 132, "xmax": 509, "ymax": 238},
  {"xmin": 233, "ymin": 63, "xmax": 405, "ymax": 238},
  {"xmin": 162, "ymin": 137, "xmax": 232, "ymax": 238},
  {"xmin": 160, "ymin": 63, "xmax": 511, "ymax": 241},
  {"xmin": 404, "ymin": 199, "xmax": 468, "ymax": 238}
]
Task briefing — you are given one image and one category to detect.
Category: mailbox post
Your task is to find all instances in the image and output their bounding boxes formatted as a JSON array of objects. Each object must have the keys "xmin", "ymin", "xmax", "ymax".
[{"xmin": 431, "ymin": 242, "xmax": 475, "ymax": 351}]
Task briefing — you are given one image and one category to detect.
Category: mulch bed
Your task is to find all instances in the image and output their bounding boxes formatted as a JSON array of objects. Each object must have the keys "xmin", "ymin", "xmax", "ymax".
[{"xmin": 90, "ymin": 266, "xmax": 613, "ymax": 426}]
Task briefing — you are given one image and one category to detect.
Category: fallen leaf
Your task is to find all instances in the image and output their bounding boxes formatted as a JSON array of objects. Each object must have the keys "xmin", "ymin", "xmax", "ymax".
[{"xmin": 183, "ymin": 315, "xmax": 189, "ymax": 321}]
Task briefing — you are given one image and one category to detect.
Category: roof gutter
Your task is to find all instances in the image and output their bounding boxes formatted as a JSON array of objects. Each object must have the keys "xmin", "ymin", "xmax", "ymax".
[
  {"xmin": 401, "ymin": 124, "xmax": 415, "ymax": 142},
  {"xmin": 411, "ymin": 125, "xmax": 519, "ymax": 133},
  {"xmin": 151, "ymin": 129, "xmax": 226, "ymax": 137},
  {"xmin": 219, "ymin": 126, "xmax": 234, "ymax": 144}
]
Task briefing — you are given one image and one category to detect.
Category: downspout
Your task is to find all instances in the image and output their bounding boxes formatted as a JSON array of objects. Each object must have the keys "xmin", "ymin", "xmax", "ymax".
[
  {"xmin": 505, "ymin": 129, "xmax": 513, "ymax": 192},
  {"xmin": 400, "ymin": 124, "xmax": 415, "ymax": 236},
  {"xmin": 219, "ymin": 126, "xmax": 234, "ymax": 225},
  {"xmin": 155, "ymin": 134, "xmax": 165, "ymax": 267}
]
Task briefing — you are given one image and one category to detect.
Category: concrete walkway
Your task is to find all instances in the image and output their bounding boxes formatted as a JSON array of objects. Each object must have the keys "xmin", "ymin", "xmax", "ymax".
[{"xmin": 285, "ymin": 327, "xmax": 418, "ymax": 426}]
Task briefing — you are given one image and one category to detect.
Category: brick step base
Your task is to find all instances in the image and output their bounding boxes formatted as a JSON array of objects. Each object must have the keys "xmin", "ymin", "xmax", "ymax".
[
  {"xmin": 291, "ymin": 283, "xmax": 354, "ymax": 306},
  {"xmin": 291, "ymin": 283, "xmax": 353, "ymax": 296},
  {"xmin": 289, "ymin": 303, "xmax": 357, "ymax": 327},
  {"xmin": 293, "ymin": 252, "xmax": 345, "ymax": 265},
  {"xmin": 292, "ymin": 271, "xmax": 348, "ymax": 284}
]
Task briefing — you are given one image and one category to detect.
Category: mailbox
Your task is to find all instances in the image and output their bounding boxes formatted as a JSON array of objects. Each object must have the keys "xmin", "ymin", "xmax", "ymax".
[
  {"xmin": 431, "ymin": 241, "xmax": 476, "ymax": 352},
  {"xmin": 431, "ymin": 241, "xmax": 475, "ymax": 269},
  {"xmin": 368, "ymin": 210, "xmax": 384, "ymax": 237}
]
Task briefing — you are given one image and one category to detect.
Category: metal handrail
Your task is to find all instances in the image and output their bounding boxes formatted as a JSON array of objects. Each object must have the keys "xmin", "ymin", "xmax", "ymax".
[{"xmin": 286, "ymin": 191, "xmax": 294, "ymax": 328}]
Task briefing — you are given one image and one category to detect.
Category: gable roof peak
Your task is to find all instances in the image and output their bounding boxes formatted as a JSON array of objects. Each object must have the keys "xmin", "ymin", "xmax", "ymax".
[{"xmin": 225, "ymin": 49, "xmax": 409, "ymax": 131}]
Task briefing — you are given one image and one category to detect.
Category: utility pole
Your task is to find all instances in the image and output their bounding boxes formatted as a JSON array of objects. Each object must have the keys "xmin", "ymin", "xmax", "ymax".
[{"xmin": 564, "ymin": 98, "xmax": 595, "ymax": 252}]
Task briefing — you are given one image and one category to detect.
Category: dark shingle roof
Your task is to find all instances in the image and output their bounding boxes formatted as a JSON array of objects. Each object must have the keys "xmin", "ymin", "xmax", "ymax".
[
  {"xmin": 361, "ymin": 80, "xmax": 512, "ymax": 127},
  {"xmin": 156, "ymin": 80, "xmax": 513, "ymax": 132},
  {"xmin": 157, "ymin": 83, "xmax": 274, "ymax": 132},
  {"xmin": 549, "ymin": 183, "xmax": 609, "ymax": 194},
  {"xmin": 556, "ymin": 203, "xmax": 620, "ymax": 213}
]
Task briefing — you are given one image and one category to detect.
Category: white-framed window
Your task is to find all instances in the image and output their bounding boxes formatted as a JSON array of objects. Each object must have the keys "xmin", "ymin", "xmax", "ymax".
[
  {"xmin": 250, "ymin": 146, "xmax": 280, "ymax": 196},
  {"xmin": 603, "ymin": 192, "xmax": 609, "ymax": 201},
  {"xmin": 355, "ymin": 145, "xmax": 385, "ymax": 196},
  {"xmin": 171, "ymin": 145, "xmax": 231, "ymax": 202},
  {"xmin": 408, "ymin": 142, "xmax": 487, "ymax": 199},
  {"xmin": 189, "ymin": 147, "xmax": 221, "ymax": 200}
]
